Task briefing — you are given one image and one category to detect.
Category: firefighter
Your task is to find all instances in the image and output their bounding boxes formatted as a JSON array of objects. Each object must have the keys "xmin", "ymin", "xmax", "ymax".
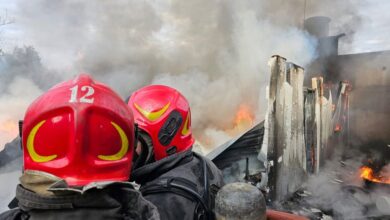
[
  {"xmin": 0, "ymin": 74, "xmax": 159, "ymax": 220},
  {"xmin": 127, "ymin": 85, "xmax": 224, "ymax": 220}
]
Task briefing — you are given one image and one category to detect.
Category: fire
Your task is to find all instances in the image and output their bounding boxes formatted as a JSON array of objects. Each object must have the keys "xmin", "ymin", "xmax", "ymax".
[
  {"xmin": 197, "ymin": 104, "xmax": 255, "ymax": 148},
  {"xmin": 233, "ymin": 104, "xmax": 254, "ymax": 132},
  {"xmin": 0, "ymin": 120, "xmax": 18, "ymax": 137},
  {"xmin": 334, "ymin": 123, "xmax": 342, "ymax": 132},
  {"xmin": 359, "ymin": 166, "xmax": 390, "ymax": 184},
  {"xmin": 0, "ymin": 119, "xmax": 18, "ymax": 150}
]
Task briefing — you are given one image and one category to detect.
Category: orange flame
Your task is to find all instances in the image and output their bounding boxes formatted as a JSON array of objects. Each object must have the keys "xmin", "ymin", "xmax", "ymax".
[
  {"xmin": 0, "ymin": 120, "xmax": 18, "ymax": 137},
  {"xmin": 233, "ymin": 104, "xmax": 254, "ymax": 131},
  {"xmin": 334, "ymin": 123, "xmax": 342, "ymax": 132},
  {"xmin": 360, "ymin": 166, "xmax": 390, "ymax": 184},
  {"xmin": 0, "ymin": 120, "xmax": 18, "ymax": 149},
  {"xmin": 197, "ymin": 104, "xmax": 255, "ymax": 148}
]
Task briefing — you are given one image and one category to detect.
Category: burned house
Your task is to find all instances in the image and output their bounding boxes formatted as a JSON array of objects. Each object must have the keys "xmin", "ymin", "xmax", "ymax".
[
  {"xmin": 207, "ymin": 16, "xmax": 390, "ymax": 218},
  {"xmin": 305, "ymin": 16, "xmax": 390, "ymax": 150}
]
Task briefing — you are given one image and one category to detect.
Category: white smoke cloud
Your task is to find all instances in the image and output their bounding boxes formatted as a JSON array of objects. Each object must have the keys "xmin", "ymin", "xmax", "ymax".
[
  {"xmin": 0, "ymin": 77, "xmax": 43, "ymax": 150},
  {"xmin": 0, "ymin": 155, "xmax": 22, "ymax": 212},
  {"xmin": 0, "ymin": 170, "xmax": 20, "ymax": 212},
  {"xmin": 0, "ymin": 0, "xmax": 317, "ymax": 149},
  {"xmin": 301, "ymin": 150, "xmax": 388, "ymax": 219}
]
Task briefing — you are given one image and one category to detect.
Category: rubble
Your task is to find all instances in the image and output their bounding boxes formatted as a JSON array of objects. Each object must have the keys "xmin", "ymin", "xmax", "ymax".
[{"xmin": 375, "ymin": 195, "xmax": 390, "ymax": 215}]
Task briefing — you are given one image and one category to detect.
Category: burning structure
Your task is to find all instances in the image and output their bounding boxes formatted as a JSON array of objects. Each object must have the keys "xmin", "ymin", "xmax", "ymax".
[
  {"xmin": 207, "ymin": 16, "xmax": 390, "ymax": 219},
  {"xmin": 209, "ymin": 55, "xmax": 351, "ymax": 193},
  {"xmin": 0, "ymin": 1, "xmax": 388, "ymax": 216}
]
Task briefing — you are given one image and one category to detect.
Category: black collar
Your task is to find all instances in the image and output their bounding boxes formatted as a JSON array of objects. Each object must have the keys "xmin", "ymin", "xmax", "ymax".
[{"xmin": 131, "ymin": 150, "xmax": 194, "ymax": 184}]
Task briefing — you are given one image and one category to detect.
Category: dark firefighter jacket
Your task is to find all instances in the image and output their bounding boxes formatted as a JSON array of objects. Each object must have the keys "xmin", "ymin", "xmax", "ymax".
[
  {"xmin": 131, "ymin": 150, "xmax": 224, "ymax": 220},
  {"xmin": 0, "ymin": 171, "xmax": 160, "ymax": 220}
]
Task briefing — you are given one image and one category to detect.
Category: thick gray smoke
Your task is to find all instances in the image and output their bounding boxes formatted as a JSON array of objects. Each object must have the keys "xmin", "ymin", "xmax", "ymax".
[
  {"xmin": 0, "ymin": 47, "xmax": 53, "ymax": 151},
  {"xmin": 1, "ymin": 0, "xmax": 376, "ymax": 150},
  {"xmin": 301, "ymin": 150, "xmax": 389, "ymax": 219},
  {"xmin": 0, "ymin": 0, "xmax": 319, "ymax": 150},
  {"xmin": 303, "ymin": 153, "xmax": 367, "ymax": 218}
]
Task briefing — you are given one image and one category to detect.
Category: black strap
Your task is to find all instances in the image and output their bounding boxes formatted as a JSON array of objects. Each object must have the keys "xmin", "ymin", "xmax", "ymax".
[
  {"xmin": 197, "ymin": 153, "xmax": 209, "ymax": 207},
  {"xmin": 194, "ymin": 153, "xmax": 221, "ymax": 219},
  {"xmin": 18, "ymin": 120, "xmax": 23, "ymax": 150},
  {"xmin": 132, "ymin": 131, "xmax": 156, "ymax": 172}
]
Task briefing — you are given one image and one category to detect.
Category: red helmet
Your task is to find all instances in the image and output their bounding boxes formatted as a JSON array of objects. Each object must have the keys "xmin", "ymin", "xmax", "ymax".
[
  {"xmin": 127, "ymin": 85, "xmax": 194, "ymax": 161},
  {"xmin": 22, "ymin": 74, "xmax": 134, "ymax": 186}
]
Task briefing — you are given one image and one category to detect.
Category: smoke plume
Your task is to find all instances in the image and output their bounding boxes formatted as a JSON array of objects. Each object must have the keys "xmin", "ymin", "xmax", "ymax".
[
  {"xmin": 300, "ymin": 148, "xmax": 389, "ymax": 219},
  {"xmin": 0, "ymin": 0, "xmax": 320, "ymax": 150},
  {"xmin": 0, "ymin": 157, "xmax": 21, "ymax": 212},
  {"xmin": 0, "ymin": 47, "xmax": 50, "ymax": 151},
  {"xmin": 1, "ymin": 0, "xmax": 372, "ymax": 150}
]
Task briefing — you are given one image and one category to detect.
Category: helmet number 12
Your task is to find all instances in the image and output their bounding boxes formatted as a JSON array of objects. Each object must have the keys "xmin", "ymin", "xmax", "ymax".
[{"xmin": 69, "ymin": 85, "xmax": 95, "ymax": 103}]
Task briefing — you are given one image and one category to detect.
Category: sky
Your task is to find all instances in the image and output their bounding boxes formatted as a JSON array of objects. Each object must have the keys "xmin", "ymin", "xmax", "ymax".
[{"xmin": 335, "ymin": 0, "xmax": 390, "ymax": 54}]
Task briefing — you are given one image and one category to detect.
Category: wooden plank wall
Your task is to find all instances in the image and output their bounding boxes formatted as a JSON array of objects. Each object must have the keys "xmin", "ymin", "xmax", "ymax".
[{"xmin": 261, "ymin": 55, "xmax": 339, "ymax": 201}]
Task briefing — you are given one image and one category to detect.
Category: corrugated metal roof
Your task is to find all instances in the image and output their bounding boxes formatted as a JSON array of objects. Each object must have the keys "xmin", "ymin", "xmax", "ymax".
[{"xmin": 207, "ymin": 121, "xmax": 264, "ymax": 169}]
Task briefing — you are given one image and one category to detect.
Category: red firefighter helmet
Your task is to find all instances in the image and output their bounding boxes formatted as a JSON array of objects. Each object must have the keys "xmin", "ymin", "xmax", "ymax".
[
  {"xmin": 22, "ymin": 74, "xmax": 134, "ymax": 186},
  {"xmin": 127, "ymin": 85, "xmax": 194, "ymax": 161}
]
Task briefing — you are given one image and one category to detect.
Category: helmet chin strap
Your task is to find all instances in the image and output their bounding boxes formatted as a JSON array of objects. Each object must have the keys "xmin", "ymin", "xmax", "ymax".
[
  {"xmin": 134, "ymin": 123, "xmax": 139, "ymax": 149},
  {"xmin": 19, "ymin": 120, "xmax": 23, "ymax": 148},
  {"xmin": 132, "ymin": 131, "xmax": 155, "ymax": 170},
  {"xmin": 19, "ymin": 119, "xmax": 24, "ymax": 172}
]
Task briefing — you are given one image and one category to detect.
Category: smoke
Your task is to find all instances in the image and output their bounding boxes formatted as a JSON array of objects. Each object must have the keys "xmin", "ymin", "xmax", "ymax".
[
  {"xmin": 14, "ymin": 0, "xmax": 389, "ymax": 150},
  {"xmin": 0, "ymin": 0, "xmax": 385, "ymax": 214},
  {"xmin": 0, "ymin": 170, "xmax": 20, "ymax": 212},
  {"xmin": 0, "ymin": 74, "xmax": 44, "ymax": 151},
  {"xmin": 303, "ymin": 153, "xmax": 366, "ymax": 217},
  {"xmin": 297, "ymin": 147, "xmax": 389, "ymax": 219},
  {"xmin": 381, "ymin": 164, "xmax": 390, "ymax": 176},
  {"xmin": 0, "ymin": 0, "xmax": 319, "ymax": 150},
  {"xmin": 0, "ymin": 0, "xmax": 381, "ymax": 150},
  {"xmin": 0, "ymin": 45, "xmax": 60, "ymax": 150},
  {"xmin": 0, "ymin": 158, "xmax": 21, "ymax": 212}
]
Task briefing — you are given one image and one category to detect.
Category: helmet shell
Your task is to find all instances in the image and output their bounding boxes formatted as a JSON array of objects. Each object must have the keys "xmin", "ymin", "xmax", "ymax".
[
  {"xmin": 128, "ymin": 85, "xmax": 194, "ymax": 161},
  {"xmin": 23, "ymin": 74, "xmax": 134, "ymax": 186}
]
